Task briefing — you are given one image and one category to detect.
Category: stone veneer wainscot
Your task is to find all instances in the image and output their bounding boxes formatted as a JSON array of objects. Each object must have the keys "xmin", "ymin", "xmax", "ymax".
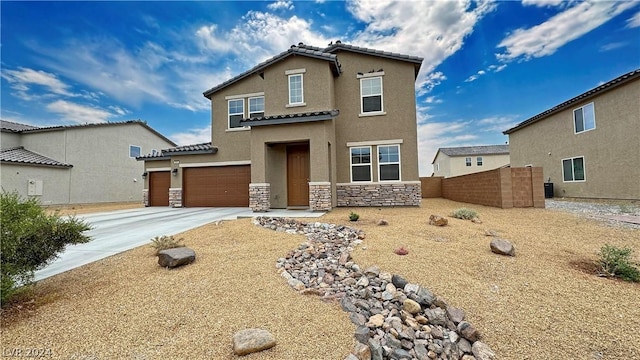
[
  {"xmin": 169, "ymin": 188, "xmax": 182, "ymax": 208},
  {"xmin": 249, "ymin": 183, "xmax": 270, "ymax": 212},
  {"xmin": 142, "ymin": 189, "xmax": 149, "ymax": 207},
  {"xmin": 336, "ymin": 182, "xmax": 422, "ymax": 207},
  {"xmin": 309, "ymin": 182, "xmax": 332, "ymax": 211}
]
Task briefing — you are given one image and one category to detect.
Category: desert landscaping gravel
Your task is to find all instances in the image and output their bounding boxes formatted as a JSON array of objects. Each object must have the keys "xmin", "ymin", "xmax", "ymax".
[{"xmin": 2, "ymin": 198, "xmax": 639, "ymax": 359}]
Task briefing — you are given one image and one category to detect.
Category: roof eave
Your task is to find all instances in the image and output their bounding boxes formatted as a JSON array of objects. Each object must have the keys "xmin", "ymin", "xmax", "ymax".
[
  {"xmin": 242, "ymin": 114, "xmax": 335, "ymax": 127},
  {"xmin": 1, "ymin": 160, "xmax": 73, "ymax": 168}
]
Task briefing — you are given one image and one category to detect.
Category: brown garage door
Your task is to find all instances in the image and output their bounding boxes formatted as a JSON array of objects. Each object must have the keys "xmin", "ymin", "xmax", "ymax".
[
  {"xmin": 183, "ymin": 165, "xmax": 250, "ymax": 207},
  {"xmin": 149, "ymin": 171, "xmax": 170, "ymax": 206}
]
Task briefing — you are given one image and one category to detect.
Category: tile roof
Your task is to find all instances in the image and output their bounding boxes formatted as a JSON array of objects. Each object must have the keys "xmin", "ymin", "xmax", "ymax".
[
  {"xmin": 433, "ymin": 145, "xmax": 509, "ymax": 163},
  {"xmin": 136, "ymin": 142, "xmax": 217, "ymax": 160},
  {"xmin": 202, "ymin": 41, "xmax": 424, "ymax": 98},
  {"xmin": 241, "ymin": 110, "xmax": 339, "ymax": 127},
  {"xmin": 504, "ymin": 68, "xmax": 640, "ymax": 134},
  {"xmin": 1, "ymin": 120, "xmax": 39, "ymax": 132},
  {"xmin": 0, "ymin": 146, "xmax": 73, "ymax": 168}
]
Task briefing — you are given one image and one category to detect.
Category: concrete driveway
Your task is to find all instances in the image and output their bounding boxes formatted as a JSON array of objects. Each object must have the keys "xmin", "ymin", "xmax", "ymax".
[{"xmin": 35, "ymin": 206, "xmax": 324, "ymax": 281}]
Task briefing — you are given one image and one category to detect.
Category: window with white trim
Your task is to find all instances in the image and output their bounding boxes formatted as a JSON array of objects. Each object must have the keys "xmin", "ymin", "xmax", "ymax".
[
  {"xmin": 228, "ymin": 99, "xmax": 244, "ymax": 129},
  {"xmin": 378, "ymin": 145, "xmax": 400, "ymax": 181},
  {"xmin": 129, "ymin": 145, "xmax": 141, "ymax": 158},
  {"xmin": 288, "ymin": 74, "xmax": 303, "ymax": 105},
  {"xmin": 360, "ymin": 77, "xmax": 383, "ymax": 113},
  {"xmin": 562, "ymin": 156, "xmax": 585, "ymax": 182},
  {"xmin": 350, "ymin": 146, "xmax": 372, "ymax": 182},
  {"xmin": 574, "ymin": 102, "xmax": 595, "ymax": 134},
  {"xmin": 249, "ymin": 96, "xmax": 264, "ymax": 118},
  {"xmin": 465, "ymin": 157, "xmax": 472, "ymax": 167},
  {"xmin": 477, "ymin": 156, "xmax": 483, "ymax": 166}
]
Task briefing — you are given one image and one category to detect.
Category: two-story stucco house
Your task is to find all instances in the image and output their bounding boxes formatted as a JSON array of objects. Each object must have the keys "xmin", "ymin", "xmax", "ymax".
[
  {"xmin": 140, "ymin": 42, "xmax": 424, "ymax": 211},
  {"xmin": 1, "ymin": 120, "xmax": 176, "ymax": 205},
  {"xmin": 504, "ymin": 69, "xmax": 640, "ymax": 200},
  {"xmin": 431, "ymin": 145, "xmax": 509, "ymax": 178}
]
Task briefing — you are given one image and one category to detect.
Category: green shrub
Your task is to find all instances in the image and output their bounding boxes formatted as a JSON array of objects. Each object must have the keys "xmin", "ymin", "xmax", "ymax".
[
  {"xmin": 349, "ymin": 212, "xmax": 360, "ymax": 222},
  {"xmin": 1, "ymin": 192, "xmax": 91, "ymax": 306},
  {"xmin": 452, "ymin": 208, "xmax": 478, "ymax": 220},
  {"xmin": 598, "ymin": 244, "xmax": 640, "ymax": 282},
  {"xmin": 150, "ymin": 235, "xmax": 185, "ymax": 255}
]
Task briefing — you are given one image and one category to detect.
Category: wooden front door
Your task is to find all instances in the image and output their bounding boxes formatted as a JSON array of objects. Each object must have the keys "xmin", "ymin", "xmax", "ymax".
[
  {"xmin": 149, "ymin": 171, "xmax": 170, "ymax": 206},
  {"xmin": 287, "ymin": 144, "xmax": 310, "ymax": 206}
]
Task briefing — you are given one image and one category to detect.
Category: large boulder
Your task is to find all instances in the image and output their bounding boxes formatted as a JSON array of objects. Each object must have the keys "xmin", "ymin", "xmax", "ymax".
[
  {"xmin": 490, "ymin": 239, "xmax": 516, "ymax": 256},
  {"xmin": 157, "ymin": 247, "xmax": 195, "ymax": 268},
  {"xmin": 232, "ymin": 328, "xmax": 276, "ymax": 356}
]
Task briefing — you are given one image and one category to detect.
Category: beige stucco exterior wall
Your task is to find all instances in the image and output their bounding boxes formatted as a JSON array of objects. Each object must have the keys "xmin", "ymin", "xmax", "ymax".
[
  {"xmin": 508, "ymin": 79, "xmax": 640, "ymax": 200},
  {"xmin": 1, "ymin": 132, "xmax": 22, "ymax": 148},
  {"xmin": 434, "ymin": 153, "xmax": 510, "ymax": 178},
  {"xmin": 13, "ymin": 124, "xmax": 175, "ymax": 204},
  {"xmin": 332, "ymin": 51, "xmax": 419, "ymax": 183},
  {"xmin": 0, "ymin": 164, "xmax": 71, "ymax": 205}
]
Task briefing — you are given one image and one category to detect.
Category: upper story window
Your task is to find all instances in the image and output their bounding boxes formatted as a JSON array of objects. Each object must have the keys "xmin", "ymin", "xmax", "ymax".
[
  {"xmin": 360, "ymin": 76, "xmax": 383, "ymax": 114},
  {"xmin": 378, "ymin": 145, "xmax": 400, "ymax": 181},
  {"xmin": 465, "ymin": 157, "xmax": 472, "ymax": 166},
  {"xmin": 228, "ymin": 99, "xmax": 244, "ymax": 129},
  {"xmin": 574, "ymin": 102, "xmax": 595, "ymax": 134},
  {"xmin": 562, "ymin": 156, "xmax": 585, "ymax": 182},
  {"xmin": 249, "ymin": 96, "xmax": 264, "ymax": 118},
  {"xmin": 477, "ymin": 156, "xmax": 483, "ymax": 166},
  {"xmin": 129, "ymin": 145, "xmax": 141, "ymax": 158},
  {"xmin": 288, "ymin": 74, "xmax": 304, "ymax": 105},
  {"xmin": 350, "ymin": 146, "xmax": 372, "ymax": 182}
]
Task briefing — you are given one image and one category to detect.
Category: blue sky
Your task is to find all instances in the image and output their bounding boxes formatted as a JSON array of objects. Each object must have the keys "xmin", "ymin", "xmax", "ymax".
[{"xmin": 2, "ymin": 0, "xmax": 639, "ymax": 175}]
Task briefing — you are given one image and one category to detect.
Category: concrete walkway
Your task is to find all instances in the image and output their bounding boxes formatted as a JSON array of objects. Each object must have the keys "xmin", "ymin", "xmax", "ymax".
[{"xmin": 35, "ymin": 207, "xmax": 324, "ymax": 281}]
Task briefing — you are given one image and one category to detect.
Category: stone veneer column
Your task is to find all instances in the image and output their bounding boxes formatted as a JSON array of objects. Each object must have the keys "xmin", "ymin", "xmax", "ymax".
[
  {"xmin": 169, "ymin": 188, "xmax": 182, "ymax": 208},
  {"xmin": 309, "ymin": 182, "xmax": 332, "ymax": 211},
  {"xmin": 142, "ymin": 189, "xmax": 149, "ymax": 207},
  {"xmin": 249, "ymin": 183, "xmax": 270, "ymax": 212}
]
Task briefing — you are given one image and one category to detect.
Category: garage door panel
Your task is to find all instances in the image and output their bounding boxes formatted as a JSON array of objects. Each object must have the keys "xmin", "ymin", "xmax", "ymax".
[
  {"xmin": 183, "ymin": 166, "xmax": 250, "ymax": 207},
  {"xmin": 149, "ymin": 171, "xmax": 170, "ymax": 206}
]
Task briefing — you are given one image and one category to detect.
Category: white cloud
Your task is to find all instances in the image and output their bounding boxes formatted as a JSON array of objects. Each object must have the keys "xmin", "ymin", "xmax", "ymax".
[
  {"xmin": 476, "ymin": 115, "xmax": 520, "ymax": 133},
  {"xmin": 487, "ymin": 64, "xmax": 507, "ymax": 72},
  {"xmin": 424, "ymin": 96, "xmax": 443, "ymax": 104},
  {"xmin": 170, "ymin": 126, "xmax": 212, "ymax": 146},
  {"xmin": 46, "ymin": 100, "xmax": 115, "ymax": 124},
  {"xmin": 599, "ymin": 41, "xmax": 628, "ymax": 52},
  {"xmin": 497, "ymin": 1, "xmax": 637, "ymax": 62},
  {"xmin": 347, "ymin": 0, "xmax": 497, "ymax": 94},
  {"xmin": 267, "ymin": 0, "xmax": 294, "ymax": 11},
  {"xmin": 418, "ymin": 72, "xmax": 447, "ymax": 96},
  {"xmin": 1, "ymin": 67, "xmax": 77, "ymax": 100},
  {"xmin": 627, "ymin": 11, "xmax": 640, "ymax": 28},
  {"xmin": 521, "ymin": 0, "xmax": 566, "ymax": 8}
]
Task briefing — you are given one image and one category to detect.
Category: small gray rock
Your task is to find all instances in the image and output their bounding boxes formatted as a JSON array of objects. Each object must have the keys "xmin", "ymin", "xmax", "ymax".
[
  {"xmin": 390, "ymin": 348, "xmax": 412, "ymax": 359},
  {"xmin": 471, "ymin": 341, "xmax": 496, "ymax": 360},
  {"xmin": 232, "ymin": 328, "xmax": 276, "ymax": 355},
  {"xmin": 490, "ymin": 238, "xmax": 516, "ymax": 256},
  {"xmin": 414, "ymin": 343, "xmax": 429, "ymax": 360},
  {"xmin": 457, "ymin": 321, "xmax": 480, "ymax": 342},
  {"xmin": 350, "ymin": 312, "xmax": 367, "ymax": 326},
  {"xmin": 446, "ymin": 306, "xmax": 465, "ymax": 324},
  {"xmin": 157, "ymin": 247, "xmax": 195, "ymax": 268},
  {"xmin": 392, "ymin": 274, "xmax": 408, "ymax": 289},
  {"xmin": 355, "ymin": 326, "xmax": 370, "ymax": 344},
  {"xmin": 368, "ymin": 338, "xmax": 384, "ymax": 360}
]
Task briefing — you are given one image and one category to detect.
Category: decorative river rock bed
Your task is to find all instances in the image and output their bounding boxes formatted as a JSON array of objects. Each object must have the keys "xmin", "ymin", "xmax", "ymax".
[{"xmin": 255, "ymin": 217, "xmax": 496, "ymax": 360}]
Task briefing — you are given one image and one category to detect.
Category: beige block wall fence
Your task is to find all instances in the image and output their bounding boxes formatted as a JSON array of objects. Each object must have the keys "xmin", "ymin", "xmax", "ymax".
[{"xmin": 420, "ymin": 167, "xmax": 545, "ymax": 209}]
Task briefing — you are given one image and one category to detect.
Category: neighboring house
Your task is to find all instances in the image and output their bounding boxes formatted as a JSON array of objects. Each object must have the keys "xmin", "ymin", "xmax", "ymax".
[
  {"xmin": 431, "ymin": 145, "xmax": 509, "ymax": 178},
  {"xmin": 504, "ymin": 68, "xmax": 640, "ymax": 200},
  {"xmin": 1, "ymin": 120, "xmax": 176, "ymax": 205},
  {"xmin": 139, "ymin": 41, "xmax": 423, "ymax": 211}
]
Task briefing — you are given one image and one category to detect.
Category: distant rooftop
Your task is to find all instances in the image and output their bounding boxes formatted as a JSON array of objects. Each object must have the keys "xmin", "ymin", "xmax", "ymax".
[
  {"xmin": 433, "ymin": 145, "xmax": 509, "ymax": 163},
  {"xmin": 0, "ymin": 146, "xmax": 73, "ymax": 168},
  {"xmin": 136, "ymin": 142, "xmax": 217, "ymax": 161}
]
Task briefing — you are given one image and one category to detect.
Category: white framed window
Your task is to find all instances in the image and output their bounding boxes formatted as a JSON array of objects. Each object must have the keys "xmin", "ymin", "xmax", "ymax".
[
  {"xmin": 129, "ymin": 145, "xmax": 141, "ymax": 158},
  {"xmin": 228, "ymin": 99, "xmax": 244, "ymax": 129},
  {"xmin": 465, "ymin": 157, "xmax": 472, "ymax": 166},
  {"xmin": 378, "ymin": 145, "xmax": 400, "ymax": 181},
  {"xmin": 477, "ymin": 156, "xmax": 483, "ymax": 166},
  {"xmin": 288, "ymin": 74, "xmax": 304, "ymax": 105},
  {"xmin": 350, "ymin": 146, "xmax": 372, "ymax": 182},
  {"xmin": 249, "ymin": 96, "xmax": 264, "ymax": 118},
  {"xmin": 574, "ymin": 102, "xmax": 595, "ymax": 134},
  {"xmin": 360, "ymin": 77, "xmax": 383, "ymax": 114},
  {"xmin": 562, "ymin": 156, "xmax": 585, "ymax": 182}
]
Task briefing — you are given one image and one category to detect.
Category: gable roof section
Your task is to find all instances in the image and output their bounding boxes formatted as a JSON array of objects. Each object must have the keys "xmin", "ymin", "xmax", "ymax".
[
  {"xmin": 504, "ymin": 68, "xmax": 640, "ymax": 134},
  {"xmin": 241, "ymin": 110, "xmax": 339, "ymax": 127},
  {"xmin": 432, "ymin": 145, "xmax": 509, "ymax": 164},
  {"xmin": 1, "ymin": 120, "xmax": 39, "ymax": 132},
  {"xmin": 324, "ymin": 41, "xmax": 423, "ymax": 77},
  {"xmin": 0, "ymin": 146, "xmax": 73, "ymax": 168},
  {"xmin": 203, "ymin": 46, "xmax": 341, "ymax": 98},
  {"xmin": 136, "ymin": 142, "xmax": 217, "ymax": 160}
]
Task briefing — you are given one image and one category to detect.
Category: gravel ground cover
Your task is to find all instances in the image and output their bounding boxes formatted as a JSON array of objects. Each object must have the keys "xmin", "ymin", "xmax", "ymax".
[{"xmin": 2, "ymin": 198, "xmax": 639, "ymax": 359}]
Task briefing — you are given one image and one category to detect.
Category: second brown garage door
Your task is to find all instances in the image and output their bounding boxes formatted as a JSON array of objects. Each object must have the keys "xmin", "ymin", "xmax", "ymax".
[{"xmin": 183, "ymin": 165, "xmax": 250, "ymax": 207}]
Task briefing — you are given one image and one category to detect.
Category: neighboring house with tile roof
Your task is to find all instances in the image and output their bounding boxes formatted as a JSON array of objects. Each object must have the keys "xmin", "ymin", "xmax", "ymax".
[
  {"xmin": 1, "ymin": 120, "xmax": 176, "ymax": 205},
  {"xmin": 139, "ymin": 41, "xmax": 423, "ymax": 210},
  {"xmin": 504, "ymin": 68, "xmax": 640, "ymax": 200},
  {"xmin": 431, "ymin": 145, "xmax": 510, "ymax": 178}
]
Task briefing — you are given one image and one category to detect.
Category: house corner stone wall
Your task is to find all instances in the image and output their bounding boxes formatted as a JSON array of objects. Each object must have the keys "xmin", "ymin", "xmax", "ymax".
[
  {"xmin": 336, "ymin": 182, "xmax": 421, "ymax": 207},
  {"xmin": 249, "ymin": 183, "xmax": 270, "ymax": 212},
  {"xmin": 309, "ymin": 182, "xmax": 332, "ymax": 211},
  {"xmin": 169, "ymin": 188, "xmax": 182, "ymax": 208},
  {"xmin": 142, "ymin": 189, "xmax": 149, "ymax": 207}
]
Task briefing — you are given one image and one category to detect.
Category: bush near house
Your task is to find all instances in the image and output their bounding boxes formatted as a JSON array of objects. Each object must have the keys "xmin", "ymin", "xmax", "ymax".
[{"xmin": 0, "ymin": 192, "xmax": 91, "ymax": 306}]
